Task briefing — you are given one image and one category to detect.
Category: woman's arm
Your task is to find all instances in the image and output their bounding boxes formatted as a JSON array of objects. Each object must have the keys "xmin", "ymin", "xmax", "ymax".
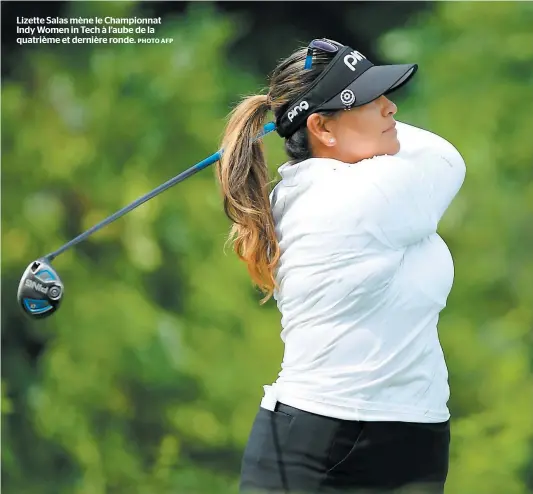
[{"xmin": 360, "ymin": 122, "xmax": 466, "ymax": 249}]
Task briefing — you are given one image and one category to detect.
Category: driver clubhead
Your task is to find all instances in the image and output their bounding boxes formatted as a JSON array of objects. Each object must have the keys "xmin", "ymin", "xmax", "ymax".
[{"xmin": 17, "ymin": 259, "xmax": 63, "ymax": 319}]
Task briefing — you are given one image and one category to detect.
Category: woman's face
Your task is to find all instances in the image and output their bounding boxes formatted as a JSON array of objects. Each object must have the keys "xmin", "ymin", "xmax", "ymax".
[{"xmin": 308, "ymin": 95, "xmax": 400, "ymax": 164}]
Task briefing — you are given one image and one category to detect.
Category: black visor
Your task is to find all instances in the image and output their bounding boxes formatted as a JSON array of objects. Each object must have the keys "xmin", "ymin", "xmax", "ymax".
[{"xmin": 275, "ymin": 43, "xmax": 418, "ymax": 138}]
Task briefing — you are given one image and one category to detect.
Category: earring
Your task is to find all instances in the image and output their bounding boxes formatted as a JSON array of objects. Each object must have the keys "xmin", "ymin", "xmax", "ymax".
[{"xmin": 329, "ymin": 138, "xmax": 336, "ymax": 145}]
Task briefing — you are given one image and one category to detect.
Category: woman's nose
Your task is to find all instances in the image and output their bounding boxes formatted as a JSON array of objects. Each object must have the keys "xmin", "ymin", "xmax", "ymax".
[{"xmin": 380, "ymin": 96, "xmax": 397, "ymax": 116}]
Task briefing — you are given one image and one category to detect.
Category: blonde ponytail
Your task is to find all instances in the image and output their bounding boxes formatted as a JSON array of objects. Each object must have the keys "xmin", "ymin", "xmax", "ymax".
[{"xmin": 216, "ymin": 95, "xmax": 280, "ymax": 303}]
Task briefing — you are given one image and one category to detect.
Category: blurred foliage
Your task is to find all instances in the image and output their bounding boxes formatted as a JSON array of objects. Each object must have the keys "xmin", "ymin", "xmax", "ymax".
[{"xmin": 2, "ymin": 1, "xmax": 532, "ymax": 494}]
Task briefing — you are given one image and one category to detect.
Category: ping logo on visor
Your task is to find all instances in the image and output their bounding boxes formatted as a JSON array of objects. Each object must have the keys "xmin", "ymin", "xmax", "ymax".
[
  {"xmin": 275, "ymin": 39, "xmax": 418, "ymax": 138},
  {"xmin": 344, "ymin": 50, "xmax": 366, "ymax": 71},
  {"xmin": 288, "ymin": 101, "xmax": 310, "ymax": 122}
]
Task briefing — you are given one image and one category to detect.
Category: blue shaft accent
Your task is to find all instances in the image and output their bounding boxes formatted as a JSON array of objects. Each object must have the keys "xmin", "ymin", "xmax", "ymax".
[{"xmin": 45, "ymin": 122, "xmax": 277, "ymax": 262}]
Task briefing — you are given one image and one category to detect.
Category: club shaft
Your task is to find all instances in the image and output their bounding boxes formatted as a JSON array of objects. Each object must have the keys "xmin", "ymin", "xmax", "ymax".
[{"xmin": 45, "ymin": 122, "xmax": 276, "ymax": 262}]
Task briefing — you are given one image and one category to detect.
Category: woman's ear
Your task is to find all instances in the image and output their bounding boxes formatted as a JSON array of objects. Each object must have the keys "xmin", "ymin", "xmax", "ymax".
[{"xmin": 306, "ymin": 113, "xmax": 337, "ymax": 147}]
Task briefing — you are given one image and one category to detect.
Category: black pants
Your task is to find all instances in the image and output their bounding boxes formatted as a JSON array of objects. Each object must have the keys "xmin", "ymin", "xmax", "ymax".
[{"xmin": 240, "ymin": 403, "xmax": 450, "ymax": 494}]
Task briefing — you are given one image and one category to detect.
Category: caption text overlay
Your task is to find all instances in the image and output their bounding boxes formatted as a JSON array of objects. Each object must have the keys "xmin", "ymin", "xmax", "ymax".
[{"xmin": 16, "ymin": 16, "xmax": 173, "ymax": 45}]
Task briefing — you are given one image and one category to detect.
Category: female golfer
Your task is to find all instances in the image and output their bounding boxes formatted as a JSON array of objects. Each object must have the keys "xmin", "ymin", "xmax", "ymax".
[{"xmin": 216, "ymin": 38, "xmax": 466, "ymax": 493}]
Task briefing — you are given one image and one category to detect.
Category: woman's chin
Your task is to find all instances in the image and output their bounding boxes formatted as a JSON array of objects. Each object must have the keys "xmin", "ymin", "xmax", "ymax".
[{"xmin": 384, "ymin": 137, "xmax": 401, "ymax": 156}]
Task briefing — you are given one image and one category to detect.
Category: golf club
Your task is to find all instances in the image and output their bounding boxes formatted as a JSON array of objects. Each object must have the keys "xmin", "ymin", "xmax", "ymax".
[{"xmin": 17, "ymin": 122, "xmax": 277, "ymax": 319}]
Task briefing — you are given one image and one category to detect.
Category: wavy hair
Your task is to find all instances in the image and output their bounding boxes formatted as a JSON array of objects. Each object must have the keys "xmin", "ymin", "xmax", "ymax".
[{"xmin": 215, "ymin": 46, "xmax": 337, "ymax": 303}]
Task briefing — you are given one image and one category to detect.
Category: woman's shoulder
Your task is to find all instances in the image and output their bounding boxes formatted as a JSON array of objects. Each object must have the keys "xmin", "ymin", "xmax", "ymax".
[{"xmin": 395, "ymin": 121, "xmax": 465, "ymax": 167}]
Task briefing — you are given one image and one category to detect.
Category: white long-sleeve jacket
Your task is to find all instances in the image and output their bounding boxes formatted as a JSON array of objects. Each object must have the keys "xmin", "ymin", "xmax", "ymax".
[{"xmin": 261, "ymin": 121, "xmax": 466, "ymax": 423}]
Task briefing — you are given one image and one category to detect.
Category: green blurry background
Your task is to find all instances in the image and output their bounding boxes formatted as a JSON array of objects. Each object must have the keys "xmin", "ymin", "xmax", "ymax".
[{"xmin": 2, "ymin": 1, "xmax": 533, "ymax": 493}]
